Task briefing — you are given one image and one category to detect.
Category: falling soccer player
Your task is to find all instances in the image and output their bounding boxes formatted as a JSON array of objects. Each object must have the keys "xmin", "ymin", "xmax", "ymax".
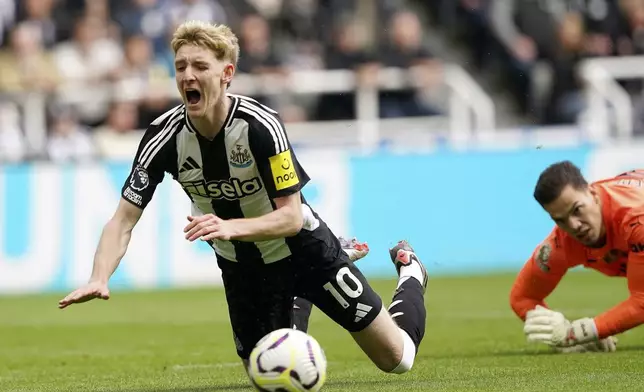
[{"xmin": 59, "ymin": 20, "xmax": 429, "ymax": 376}]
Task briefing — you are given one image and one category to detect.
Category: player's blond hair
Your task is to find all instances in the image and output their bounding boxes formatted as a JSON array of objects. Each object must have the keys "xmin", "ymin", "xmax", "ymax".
[{"xmin": 171, "ymin": 20, "xmax": 240, "ymax": 67}]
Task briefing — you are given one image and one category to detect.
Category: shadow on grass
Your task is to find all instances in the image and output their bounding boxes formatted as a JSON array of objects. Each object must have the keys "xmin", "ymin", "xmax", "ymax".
[
  {"xmin": 417, "ymin": 344, "xmax": 644, "ymax": 360},
  {"xmin": 112, "ymin": 379, "xmax": 408, "ymax": 392},
  {"xmin": 104, "ymin": 346, "xmax": 644, "ymax": 391},
  {"xmin": 111, "ymin": 386, "xmax": 249, "ymax": 392}
]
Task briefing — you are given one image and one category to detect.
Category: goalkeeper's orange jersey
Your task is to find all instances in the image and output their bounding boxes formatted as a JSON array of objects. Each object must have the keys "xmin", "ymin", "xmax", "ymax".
[{"xmin": 510, "ymin": 170, "xmax": 644, "ymax": 339}]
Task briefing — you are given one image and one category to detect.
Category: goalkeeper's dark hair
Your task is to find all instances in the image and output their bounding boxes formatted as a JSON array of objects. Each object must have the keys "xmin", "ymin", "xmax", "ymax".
[{"xmin": 533, "ymin": 160, "xmax": 588, "ymax": 206}]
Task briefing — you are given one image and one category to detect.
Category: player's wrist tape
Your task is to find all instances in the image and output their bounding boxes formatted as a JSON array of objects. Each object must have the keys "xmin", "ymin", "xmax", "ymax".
[{"xmin": 561, "ymin": 318, "xmax": 598, "ymax": 347}]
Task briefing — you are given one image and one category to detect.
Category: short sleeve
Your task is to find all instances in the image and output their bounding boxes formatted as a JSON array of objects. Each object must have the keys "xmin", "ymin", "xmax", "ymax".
[
  {"xmin": 121, "ymin": 106, "xmax": 182, "ymax": 209},
  {"xmin": 241, "ymin": 100, "xmax": 310, "ymax": 199}
]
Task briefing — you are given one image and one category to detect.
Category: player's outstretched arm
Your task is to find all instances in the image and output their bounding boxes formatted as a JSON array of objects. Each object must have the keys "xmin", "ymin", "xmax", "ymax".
[
  {"xmin": 58, "ymin": 198, "xmax": 143, "ymax": 309},
  {"xmin": 510, "ymin": 231, "xmax": 618, "ymax": 352},
  {"xmin": 593, "ymin": 246, "xmax": 644, "ymax": 338},
  {"xmin": 510, "ymin": 235, "xmax": 571, "ymax": 320},
  {"xmin": 524, "ymin": 224, "xmax": 644, "ymax": 350}
]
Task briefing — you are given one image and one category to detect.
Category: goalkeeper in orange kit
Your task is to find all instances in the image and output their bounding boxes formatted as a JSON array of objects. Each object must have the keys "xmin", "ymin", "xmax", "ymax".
[{"xmin": 510, "ymin": 161, "xmax": 644, "ymax": 353}]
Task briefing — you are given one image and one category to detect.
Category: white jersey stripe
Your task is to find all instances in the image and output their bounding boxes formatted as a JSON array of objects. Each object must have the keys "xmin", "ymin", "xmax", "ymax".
[
  {"xmin": 139, "ymin": 106, "xmax": 184, "ymax": 164},
  {"xmin": 238, "ymin": 101, "xmax": 287, "ymax": 153},
  {"xmin": 237, "ymin": 106, "xmax": 283, "ymax": 154},
  {"xmin": 229, "ymin": 93, "xmax": 277, "ymax": 114},
  {"xmin": 139, "ymin": 105, "xmax": 183, "ymax": 159},
  {"xmin": 151, "ymin": 104, "xmax": 182, "ymax": 126},
  {"xmin": 238, "ymin": 100, "xmax": 286, "ymax": 152},
  {"xmin": 141, "ymin": 114, "xmax": 184, "ymax": 168}
]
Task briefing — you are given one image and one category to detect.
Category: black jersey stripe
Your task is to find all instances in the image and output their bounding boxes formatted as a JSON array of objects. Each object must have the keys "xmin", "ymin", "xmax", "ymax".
[
  {"xmin": 237, "ymin": 104, "xmax": 286, "ymax": 154},
  {"xmin": 138, "ymin": 105, "xmax": 183, "ymax": 165},
  {"xmin": 237, "ymin": 99, "xmax": 287, "ymax": 152},
  {"xmin": 196, "ymin": 129, "xmax": 264, "ymax": 264}
]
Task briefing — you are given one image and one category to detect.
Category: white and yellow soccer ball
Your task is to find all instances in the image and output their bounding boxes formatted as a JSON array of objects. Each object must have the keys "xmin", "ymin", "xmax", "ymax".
[{"xmin": 248, "ymin": 328, "xmax": 327, "ymax": 392}]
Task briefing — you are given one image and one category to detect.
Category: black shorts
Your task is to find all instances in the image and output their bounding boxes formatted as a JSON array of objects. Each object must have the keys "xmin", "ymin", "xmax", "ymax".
[{"xmin": 217, "ymin": 234, "xmax": 383, "ymax": 359}]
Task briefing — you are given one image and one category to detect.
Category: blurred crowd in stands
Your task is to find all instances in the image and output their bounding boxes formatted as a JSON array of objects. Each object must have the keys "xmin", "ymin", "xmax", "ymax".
[
  {"xmin": 0, "ymin": 0, "xmax": 643, "ymax": 162},
  {"xmin": 426, "ymin": 0, "xmax": 644, "ymax": 126}
]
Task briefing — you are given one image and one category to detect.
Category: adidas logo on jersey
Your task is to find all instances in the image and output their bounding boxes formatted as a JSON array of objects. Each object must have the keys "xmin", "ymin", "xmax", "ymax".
[
  {"xmin": 354, "ymin": 303, "xmax": 373, "ymax": 323},
  {"xmin": 179, "ymin": 156, "xmax": 201, "ymax": 173}
]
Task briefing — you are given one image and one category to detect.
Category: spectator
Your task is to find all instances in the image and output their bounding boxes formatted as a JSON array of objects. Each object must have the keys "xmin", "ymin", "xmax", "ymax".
[
  {"xmin": 166, "ymin": 0, "xmax": 228, "ymax": 28},
  {"xmin": 572, "ymin": 0, "xmax": 629, "ymax": 57},
  {"xmin": 314, "ymin": 16, "xmax": 378, "ymax": 120},
  {"xmin": 111, "ymin": 34, "xmax": 174, "ymax": 127},
  {"xmin": 544, "ymin": 12, "xmax": 587, "ymax": 124},
  {"xmin": 53, "ymin": 15, "xmax": 124, "ymax": 127},
  {"xmin": 0, "ymin": 0, "xmax": 16, "ymax": 48},
  {"xmin": 455, "ymin": 0, "xmax": 494, "ymax": 71},
  {"xmin": 378, "ymin": 10, "xmax": 442, "ymax": 118},
  {"xmin": 621, "ymin": 0, "xmax": 644, "ymax": 54},
  {"xmin": 115, "ymin": 0, "xmax": 171, "ymax": 58},
  {"xmin": 0, "ymin": 22, "xmax": 59, "ymax": 93},
  {"xmin": 93, "ymin": 100, "xmax": 141, "ymax": 160},
  {"xmin": 237, "ymin": 14, "xmax": 283, "ymax": 75},
  {"xmin": 16, "ymin": 0, "xmax": 58, "ymax": 48},
  {"xmin": 46, "ymin": 106, "xmax": 96, "ymax": 163},
  {"xmin": 489, "ymin": 0, "xmax": 560, "ymax": 118},
  {"xmin": 0, "ymin": 101, "xmax": 26, "ymax": 162},
  {"xmin": 236, "ymin": 14, "xmax": 295, "ymax": 117}
]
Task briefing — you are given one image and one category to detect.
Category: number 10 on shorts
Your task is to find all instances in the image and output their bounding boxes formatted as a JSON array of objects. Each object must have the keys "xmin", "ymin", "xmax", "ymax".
[{"xmin": 323, "ymin": 267, "xmax": 364, "ymax": 309}]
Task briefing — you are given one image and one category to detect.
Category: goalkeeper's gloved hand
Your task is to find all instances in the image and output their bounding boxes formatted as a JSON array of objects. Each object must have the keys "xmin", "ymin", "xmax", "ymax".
[
  {"xmin": 553, "ymin": 336, "xmax": 618, "ymax": 353},
  {"xmin": 523, "ymin": 305, "xmax": 599, "ymax": 348}
]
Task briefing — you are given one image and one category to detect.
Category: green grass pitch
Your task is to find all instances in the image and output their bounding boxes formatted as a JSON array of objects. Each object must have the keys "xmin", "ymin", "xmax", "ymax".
[{"xmin": 1, "ymin": 270, "xmax": 643, "ymax": 391}]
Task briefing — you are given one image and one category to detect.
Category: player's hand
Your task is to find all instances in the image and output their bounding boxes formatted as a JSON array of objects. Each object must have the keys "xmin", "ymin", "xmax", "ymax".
[
  {"xmin": 523, "ymin": 305, "xmax": 598, "ymax": 347},
  {"xmin": 184, "ymin": 214, "xmax": 234, "ymax": 241},
  {"xmin": 553, "ymin": 336, "xmax": 618, "ymax": 353},
  {"xmin": 58, "ymin": 281, "xmax": 110, "ymax": 309}
]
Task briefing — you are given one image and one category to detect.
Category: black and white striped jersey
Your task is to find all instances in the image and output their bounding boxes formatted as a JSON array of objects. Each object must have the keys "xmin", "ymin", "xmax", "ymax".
[{"xmin": 121, "ymin": 93, "xmax": 329, "ymax": 264}]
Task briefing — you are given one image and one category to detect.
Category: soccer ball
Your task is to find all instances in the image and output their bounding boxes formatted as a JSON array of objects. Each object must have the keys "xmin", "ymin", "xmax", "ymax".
[{"xmin": 248, "ymin": 328, "xmax": 327, "ymax": 391}]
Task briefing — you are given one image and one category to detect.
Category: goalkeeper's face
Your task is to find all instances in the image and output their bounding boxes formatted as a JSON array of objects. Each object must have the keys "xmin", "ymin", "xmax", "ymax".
[{"xmin": 543, "ymin": 185, "xmax": 605, "ymax": 248}]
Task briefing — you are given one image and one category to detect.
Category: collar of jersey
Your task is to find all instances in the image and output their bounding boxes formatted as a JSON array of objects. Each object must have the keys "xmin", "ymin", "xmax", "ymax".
[{"xmin": 184, "ymin": 95, "xmax": 238, "ymax": 135}]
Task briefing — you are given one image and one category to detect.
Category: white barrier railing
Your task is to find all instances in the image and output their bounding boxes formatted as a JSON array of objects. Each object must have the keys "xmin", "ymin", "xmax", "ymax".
[
  {"xmin": 229, "ymin": 66, "xmax": 496, "ymax": 137},
  {"xmin": 7, "ymin": 65, "xmax": 495, "ymax": 153},
  {"xmin": 578, "ymin": 56, "xmax": 641, "ymax": 141}
]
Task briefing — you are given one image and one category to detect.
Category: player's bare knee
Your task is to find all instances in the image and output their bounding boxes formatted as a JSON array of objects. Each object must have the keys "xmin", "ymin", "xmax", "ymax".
[
  {"xmin": 370, "ymin": 344, "xmax": 404, "ymax": 373},
  {"xmin": 384, "ymin": 329, "xmax": 416, "ymax": 374},
  {"xmin": 352, "ymin": 307, "xmax": 416, "ymax": 373}
]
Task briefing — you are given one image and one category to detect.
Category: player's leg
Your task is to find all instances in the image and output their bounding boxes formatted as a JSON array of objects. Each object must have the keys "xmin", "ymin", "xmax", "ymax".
[
  {"xmin": 217, "ymin": 256, "xmax": 295, "ymax": 372},
  {"xmin": 291, "ymin": 236, "xmax": 370, "ymax": 331},
  {"xmin": 351, "ymin": 240, "xmax": 427, "ymax": 373},
  {"xmin": 300, "ymin": 240, "xmax": 427, "ymax": 373},
  {"xmin": 291, "ymin": 296, "xmax": 314, "ymax": 331}
]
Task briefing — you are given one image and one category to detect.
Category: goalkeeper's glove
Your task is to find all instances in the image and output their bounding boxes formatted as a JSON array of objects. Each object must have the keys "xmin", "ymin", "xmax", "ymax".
[
  {"xmin": 553, "ymin": 336, "xmax": 618, "ymax": 353},
  {"xmin": 523, "ymin": 305, "xmax": 600, "ymax": 348}
]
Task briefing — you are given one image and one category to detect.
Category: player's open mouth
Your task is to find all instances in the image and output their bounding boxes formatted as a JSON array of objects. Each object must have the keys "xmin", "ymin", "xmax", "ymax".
[{"xmin": 185, "ymin": 89, "xmax": 201, "ymax": 105}]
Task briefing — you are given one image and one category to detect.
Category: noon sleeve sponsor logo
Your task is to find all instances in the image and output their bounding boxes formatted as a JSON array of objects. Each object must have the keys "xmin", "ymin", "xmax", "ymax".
[{"xmin": 269, "ymin": 150, "xmax": 299, "ymax": 191}]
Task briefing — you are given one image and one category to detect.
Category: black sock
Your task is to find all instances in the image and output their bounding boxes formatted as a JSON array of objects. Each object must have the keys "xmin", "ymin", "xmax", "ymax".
[
  {"xmin": 388, "ymin": 277, "xmax": 426, "ymax": 350},
  {"xmin": 291, "ymin": 296, "xmax": 314, "ymax": 332}
]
